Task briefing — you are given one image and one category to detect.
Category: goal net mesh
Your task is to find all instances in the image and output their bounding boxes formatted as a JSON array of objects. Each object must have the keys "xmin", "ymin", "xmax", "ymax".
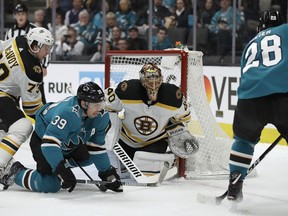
[{"xmin": 105, "ymin": 50, "xmax": 233, "ymax": 179}]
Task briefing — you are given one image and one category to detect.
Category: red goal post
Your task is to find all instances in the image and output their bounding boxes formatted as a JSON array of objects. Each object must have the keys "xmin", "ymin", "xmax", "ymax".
[{"xmin": 104, "ymin": 50, "xmax": 233, "ymax": 179}]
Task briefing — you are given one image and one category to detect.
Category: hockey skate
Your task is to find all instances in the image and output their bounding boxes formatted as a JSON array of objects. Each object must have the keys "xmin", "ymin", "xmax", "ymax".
[
  {"xmin": 0, "ymin": 161, "xmax": 25, "ymax": 190},
  {"xmin": 0, "ymin": 158, "xmax": 15, "ymax": 179},
  {"xmin": 227, "ymin": 172, "xmax": 243, "ymax": 202}
]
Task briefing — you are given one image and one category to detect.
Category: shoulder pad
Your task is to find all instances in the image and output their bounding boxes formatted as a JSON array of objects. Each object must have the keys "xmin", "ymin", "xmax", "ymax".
[
  {"xmin": 157, "ymin": 83, "xmax": 183, "ymax": 108},
  {"xmin": 115, "ymin": 79, "xmax": 146, "ymax": 100}
]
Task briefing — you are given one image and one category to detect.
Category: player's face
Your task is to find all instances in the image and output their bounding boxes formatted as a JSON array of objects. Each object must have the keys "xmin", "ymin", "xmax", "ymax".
[
  {"xmin": 86, "ymin": 101, "xmax": 105, "ymax": 118},
  {"xmin": 36, "ymin": 44, "xmax": 53, "ymax": 60},
  {"xmin": 15, "ymin": 12, "xmax": 28, "ymax": 27}
]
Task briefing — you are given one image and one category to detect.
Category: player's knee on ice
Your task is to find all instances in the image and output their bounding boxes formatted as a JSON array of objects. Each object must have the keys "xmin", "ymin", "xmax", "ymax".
[{"xmin": 15, "ymin": 170, "xmax": 62, "ymax": 193}]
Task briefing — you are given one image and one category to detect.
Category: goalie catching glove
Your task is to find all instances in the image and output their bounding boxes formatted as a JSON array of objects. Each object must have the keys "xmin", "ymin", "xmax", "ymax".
[
  {"xmin": 98, "ymin": 166, "xmax": 123, "ymax": 192},
  {"xmin": 166, "ymin": 123, "xmax": 199, "ymax": 158}
]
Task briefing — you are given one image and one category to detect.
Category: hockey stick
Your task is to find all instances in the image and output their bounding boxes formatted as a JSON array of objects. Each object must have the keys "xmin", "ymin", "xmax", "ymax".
[
  {"xmin": 113, "ymin": 142, "xmax": 170, "ymax": 184},
  {"xmin": 73, "ymin": 160, "xmax": 107, "ymax": 192},
  {"xmin": 77, "ymin": 179, "xmax": 158, "ymax": 187},
  {"xmin": 197, "ymin": 135, "xmax": 282, "ymax": 205},
  {"xmin": 76, "ymin": 161, "xmax": 169, "ymax": 187}
]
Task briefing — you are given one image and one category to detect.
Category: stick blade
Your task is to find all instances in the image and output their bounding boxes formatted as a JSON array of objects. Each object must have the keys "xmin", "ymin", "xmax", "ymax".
[
  {"xmin": 197, "ymin": 191, "xmax": 227, "ymax": 205},
  {"xmin": 157, "ymin": 161, "xmax": 169, "ymax": 184}
]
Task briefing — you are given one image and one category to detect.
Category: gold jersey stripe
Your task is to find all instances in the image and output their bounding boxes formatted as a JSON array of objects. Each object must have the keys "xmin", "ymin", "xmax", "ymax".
[
  {"xmin": 12, "ymin": 39, "xmax": 25, "ymax": 72},
  {"xmin": 0, "ymin": 143, "xmax": 16, "ymax": 154}
]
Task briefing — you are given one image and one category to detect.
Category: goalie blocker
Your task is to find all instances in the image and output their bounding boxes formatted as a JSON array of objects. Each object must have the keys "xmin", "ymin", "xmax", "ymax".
[{"xmin": 166, "ymin": 123, "xmax": 199, "ymax": 158}]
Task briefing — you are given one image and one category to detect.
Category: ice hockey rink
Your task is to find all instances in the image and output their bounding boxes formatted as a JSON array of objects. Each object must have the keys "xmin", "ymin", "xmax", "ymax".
[{"xmin": 0, "ymin": 139, "xmax": 288, "ymax": 216}]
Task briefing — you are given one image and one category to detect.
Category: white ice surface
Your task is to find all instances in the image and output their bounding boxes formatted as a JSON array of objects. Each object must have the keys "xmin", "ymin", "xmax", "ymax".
[{"xmin": 1, "ymin": 141, "xmax": 288, "ymax": 216}]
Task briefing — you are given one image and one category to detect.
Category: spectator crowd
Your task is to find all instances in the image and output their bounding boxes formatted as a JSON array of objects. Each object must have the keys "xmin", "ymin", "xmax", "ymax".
[{"xmin": 4, "ymin": 0, "xmax": 287, "ymax": 63}]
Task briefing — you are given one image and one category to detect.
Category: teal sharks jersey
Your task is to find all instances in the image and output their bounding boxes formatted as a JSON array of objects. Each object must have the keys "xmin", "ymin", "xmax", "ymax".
[
  {"xmin": 238, "ymin": 23, "xmax": 288, "ymax": 99},
  {"xmin": 35, "ymin": 96, "xmax": 110, "ymax": 172}
]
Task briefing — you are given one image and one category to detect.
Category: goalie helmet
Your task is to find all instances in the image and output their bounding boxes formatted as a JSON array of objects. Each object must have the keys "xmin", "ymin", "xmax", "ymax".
[
  {"xmin": 257, "ymin": 10, "xmax": 284, "ymax": 32},
  {"xmin": 26, "ymin": 27, "xmax": 54, "ymax": 53},
  {"xmin": 139, "ymin": 63, "xmax": 163, "ymax": 101},
  {"xmin": 77, "ymin": 82, "xmax": 105, "ymax": 103}
]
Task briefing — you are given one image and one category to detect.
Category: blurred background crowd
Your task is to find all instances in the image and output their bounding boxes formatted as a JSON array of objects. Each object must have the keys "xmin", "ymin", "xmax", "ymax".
[{"xmin": 0, "ymin": 0, "xmax": 287, "ymax": 65}]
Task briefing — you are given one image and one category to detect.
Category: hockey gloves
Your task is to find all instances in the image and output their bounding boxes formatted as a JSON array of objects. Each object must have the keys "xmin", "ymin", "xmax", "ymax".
[
  {"xmin": 98, "ymin": 166, "xmax": 123, "ymax": 192},
  {"xmin": 55, "ymin": 160, "xmax": 76, "ymax": 193},
  {"xmin": 166, "ymin": 123, "xmax": 199, "ymax": 158}
]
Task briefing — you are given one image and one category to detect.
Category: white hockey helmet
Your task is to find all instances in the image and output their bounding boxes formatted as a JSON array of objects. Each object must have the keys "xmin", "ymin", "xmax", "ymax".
[{"xmin": 26, "ymin": 27, "xmax": 54, "ymax": 53}]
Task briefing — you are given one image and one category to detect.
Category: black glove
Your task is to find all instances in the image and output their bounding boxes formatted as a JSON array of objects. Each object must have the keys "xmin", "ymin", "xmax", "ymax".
[
  {"xmin": 55, "ymin": 160, "xmax": 76, "ymax": 193},
  {"xmin": 98, "ymin": 166, "xmax": 123, "ymax": 192}
]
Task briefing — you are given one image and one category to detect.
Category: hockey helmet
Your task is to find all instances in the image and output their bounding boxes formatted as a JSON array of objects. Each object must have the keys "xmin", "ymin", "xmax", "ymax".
[
  {"xmin": 13, "ymin": 3, "xmax": 28, "ymax": 14},
  {"xmin": 139, "ymin": 63, "xmax": 163, "ymax": 101},
  {"xmin": 26, "ymin": 27, "xmax": 54, "ymax": 53},
  {"xmin": 257, "ymin": 10, "xmax": 284, "ymax": 32},
  {"xmin": 77, "ymin": 82, "xmax": 105, "ymax": 103}
]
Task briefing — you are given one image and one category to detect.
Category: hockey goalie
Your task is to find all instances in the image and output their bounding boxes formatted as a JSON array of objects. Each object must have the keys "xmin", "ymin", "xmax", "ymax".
[{"xmin": 104, "ymin": 62, "xmax": 199, "ymax": 182}]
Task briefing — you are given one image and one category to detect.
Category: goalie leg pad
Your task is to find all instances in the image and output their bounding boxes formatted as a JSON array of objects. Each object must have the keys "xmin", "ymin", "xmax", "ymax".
[
  {"xmin": 0, "ymin": 118, "xmax": 33, "ymax": 167},
  {"xmin": 133, "ymin": 151, "xmax": 175, "ymax": 173}
]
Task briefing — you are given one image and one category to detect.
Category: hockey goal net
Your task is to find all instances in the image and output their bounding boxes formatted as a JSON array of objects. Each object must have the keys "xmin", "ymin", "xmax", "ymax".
[{"xmin": 105, "ymin": 50, "xmax": 233, "ymax": 179}]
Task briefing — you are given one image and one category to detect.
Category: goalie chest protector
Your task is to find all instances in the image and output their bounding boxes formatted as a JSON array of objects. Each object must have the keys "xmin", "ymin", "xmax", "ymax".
[{"xmin": 112, "ymin": 80, "xmax": 189, "ymax": 148}]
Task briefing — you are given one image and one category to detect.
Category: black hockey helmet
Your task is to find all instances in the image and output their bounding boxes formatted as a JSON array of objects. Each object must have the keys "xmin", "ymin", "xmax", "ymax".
[
  {"xmin": 257, "ymin": 10, "xmax": 284, "ymax": 32},
  {"xmin": 13, "ymin": 3, "xmax": 28, "ymax": 14},
  {"xmin": 77, "ymin": 82, "xmax": 105, "ymax": 103}
]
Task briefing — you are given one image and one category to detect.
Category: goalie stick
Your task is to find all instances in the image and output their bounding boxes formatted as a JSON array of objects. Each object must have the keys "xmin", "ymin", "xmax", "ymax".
[
  {"xmin": 197, "ymin": 135, "xmax": 282, "ymax": 205},
  {"xmin": 113, "ymin": 143, "xmax": 171, "ymax": 184},
  {"xmin": 76, "ymin": 161, "xmax": 169, "ymax": 187}
]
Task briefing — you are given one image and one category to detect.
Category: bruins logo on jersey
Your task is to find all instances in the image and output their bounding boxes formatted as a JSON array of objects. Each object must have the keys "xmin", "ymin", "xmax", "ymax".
[
  {"xmin": 120, "ymin": 81, "xmax": 128, "ymax": 92},
  {"xmin": 33, "ymin": 65, "xmax": 42, "ymax": 74},
  {"xmin": 134, "ymin": 116, "xmax": 158, "ymax": 135}
]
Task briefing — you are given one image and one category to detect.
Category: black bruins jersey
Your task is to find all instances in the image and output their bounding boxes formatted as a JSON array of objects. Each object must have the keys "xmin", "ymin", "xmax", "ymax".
[
  {"xmin": 105, "ymin": 79, "xmax": 191, "ymax": 148},
  {"xmin": 0, "ymin": 35, "xmax": 43, "ymax": 116}
]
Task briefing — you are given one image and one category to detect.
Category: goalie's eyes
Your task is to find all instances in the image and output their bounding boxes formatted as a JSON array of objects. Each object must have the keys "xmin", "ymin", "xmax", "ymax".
[
  {"xmin": 145, "ymin": 72, "xmax": 161, "ymax": 79},
  {"xmin": 146, "ymin": 74, "xmax": 159, "ymax": 79}
]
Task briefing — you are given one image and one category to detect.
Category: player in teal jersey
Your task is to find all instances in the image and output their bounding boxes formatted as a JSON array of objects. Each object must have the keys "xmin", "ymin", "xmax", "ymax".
[
  {"xmin": 0, "ymin": 82, "xmax": 123, "ymax": 193},
  {"xmin": 226, "ymin": 10, "xmax": 287, "ymax": 202}
]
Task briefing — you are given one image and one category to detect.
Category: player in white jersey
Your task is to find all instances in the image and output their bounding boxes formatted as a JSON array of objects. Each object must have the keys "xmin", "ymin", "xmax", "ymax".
[
  {"xmin": 0, "ymin": 27, "xmax": 54, "ymax": 179},
  {"xmin": 5, "ymin": 3, "xmax": 50, "ymax": 104},
  {"xmin": 105, "ymin": 63, "xmax": 192, "ymax": 174}
]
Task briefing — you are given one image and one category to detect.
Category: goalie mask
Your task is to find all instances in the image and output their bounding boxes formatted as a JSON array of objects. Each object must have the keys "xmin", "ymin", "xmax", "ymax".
[{"xmin": 140, "ymin": 63, "xmax": 163, "ymax": 101}]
